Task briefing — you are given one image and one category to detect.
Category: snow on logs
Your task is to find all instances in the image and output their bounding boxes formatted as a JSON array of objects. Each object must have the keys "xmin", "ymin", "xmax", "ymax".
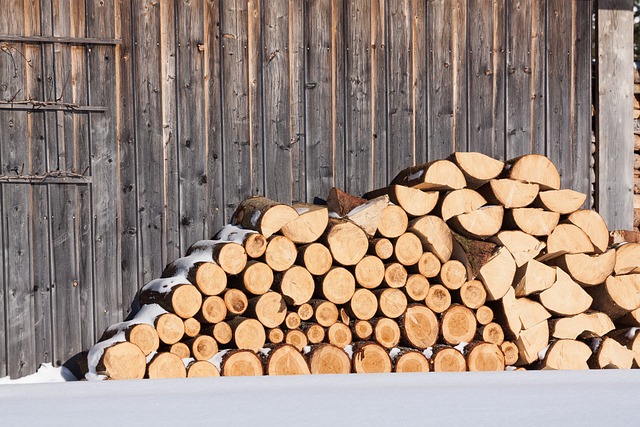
[{"xmin": 86, "ymin": 152, "xmax": 640, "ymax": 380}]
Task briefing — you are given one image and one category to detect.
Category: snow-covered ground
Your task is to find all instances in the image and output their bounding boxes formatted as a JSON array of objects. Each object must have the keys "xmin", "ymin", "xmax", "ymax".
[{"xmin": 1, "ymin": 366, "xmax": 640, "ymax": 426}]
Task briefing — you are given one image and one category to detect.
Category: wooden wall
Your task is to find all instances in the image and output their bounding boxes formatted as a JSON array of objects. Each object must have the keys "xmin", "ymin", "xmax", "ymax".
[{"xmin": 0, "ymin": 0, "xmax": 593, "ymax": 378}]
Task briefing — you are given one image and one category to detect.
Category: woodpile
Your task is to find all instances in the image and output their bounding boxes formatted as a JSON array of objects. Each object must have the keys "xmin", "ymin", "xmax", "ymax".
[{"xmin": 85, "ymin": 152, "xmax": 640, "ymax": 380}]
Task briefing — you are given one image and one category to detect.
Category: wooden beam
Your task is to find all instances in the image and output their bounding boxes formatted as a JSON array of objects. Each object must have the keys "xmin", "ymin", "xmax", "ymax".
[
  {"xmin": 0, "ymin": 34, "xmax": 120, "ymax": 45},
  {"xmin": 596, "ymin": 0, "xmax": 634, "ymax": 230}
]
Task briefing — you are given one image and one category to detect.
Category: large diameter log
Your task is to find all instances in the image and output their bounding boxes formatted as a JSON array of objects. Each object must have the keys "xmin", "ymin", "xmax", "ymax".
[
  {"xmin": 588, "ymin": 274, "xmax": 640, "ymax": 319},
  {"xmin": 281, "ymin": 204, "xmax": 328, "ymax": 244},
  {"xmin": 326, "ymin": 187, "xmax": 367, "ymax": 216},
  {"xmin": 275, "ymin": 266, "xmax": 315, "ymax": 306},
  {"xmin": 139, "ymin": 279, "xmax": 203, "ymax": 319},
  {"xmin": 377, "ymin": 205, "xmax": 409, "ymax": 239},
  {"xmin": 364, "ymin": 184, "xmax": 439, "ymax": 217},
  {"xmin": 491, "ymin": 230, "xmax": 546, "ymax": 267},
  {"xmin": 228, "ymin": 317, "xmax": 266, "ymax": 352},
  {"xmin": 230, "ymin": 261, "xmax": 273, "ymax": 296},
  {"xmin": 399, "ymin": 305, "xmax": 439, "ymax": 349},
  {"xmin": 351, "ymin": 342, "xmax": 393, "ymax": 374},
  {"xmin": 554, "ymin": 250, "xmax": 616, "ymax": 287},
  {"xmin": 198, "ymin": 296, "xmax": 227, "ymax": 324},
  {"xmin": 231, "ymin": 196, "xmax": 298, "ymax": 238},
  {"xmin": 447, "ymin": 151, "xmax": 505, "ymax": 189},
  {"xmin": 147, "ymin": 352, "xmax": 187, "ymax": 379},
  {"xmin": 221, "ymin": 350, "xmax": 264, "ymax": 376},
  {"xmin": 246, "ymin": 292, "xmax": 287, "ymax": 329},
  {"xmin": 515, "ymin": 320, "xmax": 549, "ymax": 365},
  {"xmin": 538, "ymin": 268, "xmax": 593, "ymax": 316},
  {"xmin": 186, "ymin": 360, "xmax": 220, "ymax": 378},
  {"xmin": 391, "ymin": 159, "xmax": 466, "ymax": 191},
  {"xmin": 478, "ymin": 179, "xmax": 539, "ymax": 208},
  {"xmin": 349, "ymin": 288, "xmax": 378, "ymax": 320},
  {"xmin": 374, "ymin": 288, "xmax": 408, "ymax": 319},
  {"xmin": 539, "ymin": 340, "xmax": 591, "ymax": 370},
  {"xmin": 588, "ymin": 337, "xmax": 635, "ymax": 369},
  {"xmin": 323, "ymin": 219, "xmax": 369, "ymax": 266},
  {"xmin": 264, "ymin": 236, "xmax": 297, "ymax": 272},
  {"xmin": 393, "ymin": 232, "xmax": 423, "ymax": 266},
  {"xmin": 95, "ymin": 341, "xmax": 146, "ymax": 380},
  {"xmin": 425, "ymin": 284, "xmax": 451, "ymax": 314},
  {"xmin": 285, "ymin": 330, "xmax": 308, "ymax": 351},
  {"xmin": 505, "ymin": 208, "xmax": 560, "ymax": 236},
  {"xmin": 266, "ymin": 344, "xmax": 311, "ymax": 375},
  {"xmin": 187, "ymin": 262, "xmax": 227, "ymax": 296},
  {"xmin": 405, "ymin": 274, "xmax": 430, "ymax": 302},
  {"xmin": 318, "ymin": 267, "xmax": 356, "ymax": 305},
  {"xmin": 409, "ymin": 215, "xmax": 453, "ymax": 263},
  {"xmin": 155, "ymin": 313, "xmax": 185, "ymax": 345},
  {"xmin": 384, "ymin": 262, "xmax": 408, "ymax": 289},
  {"xmin": 327, "ymin": 322, "xmax": 352, "ymax": 348},
  {"xmin": 541, "ymin": 224, "xmax": 594, "ymax": 261},
  {"xmin": 614, "ymin": 243, "xmax": 640, "ymax": 275},
  {"xmin": 459, "ymin": 280, "xmax": 487, "ymax": 309},
  {"xmin": 504, "ymin": 154, "xmax": 561, "ymax": 190},
  {"xmin": 513, "ymin": 259, "xmax": 556, "ymax": 297},
  {"xmin": 373, "ymin": 318, "xmax": 402, "ymax": 349},
  {"xmin": 297, "ymin": 243, "xmax": 333, "ymax": 276},
  {"xmin": 306, "ymin": 344, "xmax": 351, "ymax": 374},
  {"xmin": 533, "ymin": 189, "xmax": 587, "ymax": 214},
  {"xmin": 431, "ymin": 346, "xmax": 467, "ymax": 372},
  {"xmin": 186, "ymin": 335, "xmax": 218, "ymax": 361},
  {"xmin": 441, "ymin": 305, "xmax": 477, "ymax": 345},
  {"xmin": 415, "ymin": 251, "xmax": 441, "ymax": 278},
  {"xmin": 439, "ymin": 189, "xmax": 487, "ymax": 222},
  {"xmin": 392, "ymin": 349, "xmax": 430, "ymax": 373},
  {"xmin": 566, "ymin": 209, "xmax": 609, "ymax": 254},
  {"xmin": 549, "ymin": 312, "xmax": 615, "ymax": 340},
  {"xmin": 465, "ymin": 342, "xmax": 505, "ymax": 372},
  {"xmin": 478, "ymin": 246, "xmax": 516, "ymax": 301},
  {"xmin": 344, "ymin": 195, "xmax": 390, "ymax": 236},
  {"xmin": 355, "ymin": 255, "xmax": 385, "ymax": 289},
  {"xmin": 100, "ymin": 323, "xmax": 160, "ymax": 357},
  {"xmin": 211, "ymin": 242, "xmax": 247, "ymax": 275}
]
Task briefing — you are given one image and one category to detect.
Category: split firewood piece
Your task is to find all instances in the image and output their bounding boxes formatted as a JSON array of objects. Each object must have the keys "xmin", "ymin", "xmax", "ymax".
[
  {"xmin": 476, "ymin": 306, "xmax": 494, "ymax": 326},
  {"xmin": 438, "ymin": 259, "xmax": 467, "ymax": 290},
  {"xmin": 297, "ymin": 243, "xmax": 333, "ymax": 276},
  {"xmin": 326, "ymin": 187, "xmax": 367, "ymax": 216},
  {"xmin": 323, "ymin": 218, "xmax": 369, "ymax": 266},
  {"xmin": 614, "ymin": 243, "xmax": 640, "ymax": 275},
  {"xmin": 465, "ymin": 342, "xmax": 505, "ymax": 371},
  {"xmin": 364, "ymin": 185, "xmax": 439, "ymax": 217},
  {"xmin": 384, "ymin": 262, "xmax": 408, "ymax": 289},
  {"xmin": 566, "ymin": 209, "xmax": 609, "ymax": 254},
  {"xmin": 186, "ymin": 262, "xmax": 227, "ymax": 296},
  {"xmin": 267, "ymin": 328, "xmax": 285, "ymax": 344},
  {"xmin": 185, "ymin": 335, "xmax": 218, "ymax": 361},
  {"xmin": 285, "ymin": 330, "xmax": 308, "ymax": 351},
  {"xmin": 504, "ymin": 154, "xmax": 561, "ymax": 190},
  {"xmin": 220, "ymin": 350, "xmax": 263, "ymax": 376},
  {"xmin": 374, "ymin": 288, "xmax": 408, "ymax": 319},
  {"xmin": 285, "ymin": 312, "xmax": 301, "ymax": 330},
  {"xmin": 306, "ymin": 344, "xmax": 351, "ymax": 374},
  {"xmin": 231, "ymin": 196, "xmax": 298, "ymax": 238},
  {"xmin": 515, "ymin": 320, "xmax": 549, "ymax": 365},
  {"xmin": 348, "ymin": 288, "xmax": 378, "ymax": 321},
  {"xmin": 441, "ymin": 305, "xmax": 477, "ymax": 345},
  {"xmin": 459, "ymin": 280, "xmax": 487, "ymax": 309},
  {"xmin": 539, "ymin": 223, "xmax": 594, "ymax": 261},
  {"xmin": 369, "ymin": 237, "xmax": 394, "ymax": 260},
  {"xmin": 355, "ymin": 255, "xmax": 386, "ymax": 289},
  {"xmin": 376, "ymin": 205, "xmax": 409, "ymax": 239},
  {"xmin": 139, "ymin": 279, "xmax": 203, "ymax": 319},
  {"xmin": 391, "ymin": 159, "xmax": 466, "ymax": 191},
  {"xmin": 405, "ymin": 274, "xmax": 430, "ymax": 302},
  {"xmin": 351, "ymin": 342, "xmax": 393, "ymax": 374},
  {"xmin": 478, "ymin": 322, "xmax": 504, "ymax": 345},
  {"xmin": 447, "ymin": 151, "xmax": 505, "ymax": 189},
  {"xmin": 554, "ymin": 250, "xmax": 616, "ymax": 287},
  {"xmin": 210, "ymin": 242, "xmax": 247, "ymax": 275},
  {"xmin": 425, "ymin": 284, "xmax": 451, "ymax": 314},
  {"xmin": 317, "ymin": 267, "xmax": 356, "ymax": 305},
  {"xmin": 224, "ymin": 289, "xmax": 249, "ymax": 316},
  {"xmin": 212, "ymin": 322, "xmax": 232, "ymax": 345},
  {"xmin": 539, "ymin": 340, "xmax": 591, "ymax": 370},
  {"xmin": 517, "ymin": 298, "xmax": 551, "ymax": 330},
  {"xmin": 491, "ymin": 230, "xmax": 546, "ymax": 267},
  {"xmin": 431, "ymin": 345, "xmax": 467, "ymax": 372},
  {"xmin": 392, "ymin": 348, "xmax": 430, "ymax": 372},
  {"xmin": 246, "ymin": 292, "xmax": 287, "ymax": 329},
  {"xmin": 549, "ymin": 311, "xmax": 615, "ymax": 340},
  {"xmin": 513, "ymin": 259, "xmax": 556, "ymax": 297},
  {"xmin": 100, "ymin": 323, "xmax": 160, "ymax": 357},
  {"xmin": 273, "ymin": 266, "xmax": 315, "ymax": 306},
  {"xmin": 538, "ymin": 268, "xmax": 593, "ymax": 316},
  {"xmin": 588, "ymin": 337, "xmax": 635, "ymax": 369},
  {"xmin": 588, "ymin": 274, "xmax": 640, "ymax": 319},
  {"xmin": 327, "ymin": 322, "xmax": 352, "ymax": 348},
  {"xmin": 608, "ymin": 328, "xmax": 640, "ymax": 367},
  {"xmin": 478, "ymin": 179, "xmax": 539, "ymax": 208},
  {"xmin": 343, "ymin": 195, "xmax": 390, "ymax": 236},
  {"xmin": 494, "ymin": 287, "xmax": 521, "ymax": 339},
  {"xmin": 297, "ymin": 303, "xmax": 314, "ymax": 321},
  {"xmin": 309, "ymin": 299, "xmax": 339, "ymax": 327},
  {"xmin": 198, "ymin": 296, "xmax": 227, "ymax": 324},
  {"xmin": 448, "ymin": 206, "xmax": 504, "ymax": 240},
  {"xmin": 211, "ymin": 226, "xmax": 268, "ymax": 259},
  {"xmin": 264, "ymin": 235, "xmax": 297, "ymax": 272},
  {"xmin": 265, "ymin": 344, "xmax": 311, "ymax": 375},
  {"xmin": 372, "ymin": 318, "xmax": 401, "ymax": 349},
  {"xmin": 230, "ymin": 261, "xmax": 273, "ymax": 296},
  {"xmin": 94, "ymin": 341, "xmax": 146, "ymax": 380},
  {"xmin": 183, "ymin": 318, "xmax": 201, "ymax": 338},
  {"xmin": 451, "ymin": 233, "xmax": 497, "ymax": 279},
  {"xmin": 504, "ymin": 208, "xmax": 560, "ymax": 236},
  {"xmin": 409, "ymin": 215, "xmax": 453, "ymax": 263},
  {"xmin": 501, "ymin": 341, "xmax": 519, "ymax": 366},
  {"xmin": 155, "ymin": 313, "xmax": 185, "ymax": 345},
  {"xmin": 393, "ymin": 232, "xmax": 423, "ymax": 266},
  {"xmin": 147, "ymin": 352, "xmax": 186, "ymax": 379},
  {"xmin": 533, "ymin": 189, "xmax": 587, "ymax": 214},
  {"xmin": 399, "ymin": 304, "xmax": 439, "ymax": 349},
  {"xmin": 186, "ymin": 360, "xmax": 220, "ymax": 378},
  {"xmin": 281, "ymin": 204, "xmax": 329, "ymax": 244},
  {"xmin": 478, "ymin": 246, "xmax": 516, "ymax": 301},
  {"xmin": 353, "ymin": 320, "xmax": 374, "ymax": 341},
  {"xmin": 439, "ymin": 188, "xmax": 487, "ymax": 222},
  {"xmin": 415, "ymin": 251, "xmax": 441, "ymax": 278},
  {"xmin": 228, "ymin": 317, "xmax": 266, "ymax": 352}
]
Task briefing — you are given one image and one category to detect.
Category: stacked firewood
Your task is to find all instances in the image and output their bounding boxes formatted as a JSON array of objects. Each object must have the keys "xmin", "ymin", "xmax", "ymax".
[{"xmin": 86, "ymin": 152, "xmax": 640, "ymax": 380}]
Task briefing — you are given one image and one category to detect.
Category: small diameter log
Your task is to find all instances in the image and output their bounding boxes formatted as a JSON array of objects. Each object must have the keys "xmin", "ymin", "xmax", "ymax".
[
  {"xmin": 212, "ymin": 242, "xmax": 248, "ymax": 275},
  {"xmin": 431, "ymin": 346, "xmax": 467, "ymax": 372},
  {"xmin": 327, "ymin": 187, "xmax": 367, "ymax": 216},
  {"xmin": 351, "ymin": 342, "xmax": 393, "ymax": 374},
  {"xmin": 101, "ymin": 323, "xmax": 160, "ymax": 356},
  {"xmin": 614, "ymin": 243, "xmax": 640, "ymax": 275},
  {"xmin": 479, "ymin": 322, "xmax": 504, "ymax": 345},
  {"xmin": 541, "ymin": 223, "xmax": 594, "ymax": 261},
  {"xmin": 213, "ymin": 322, "xmax": 233, "ymax": 345},
  {"xmin": 588, "ymin": 274, "xmax": 640, "ymax": 319},
  {"xmin": 439, "ymin": 188, "xmax": 487, "ymax": 222},
  {"xmin": 504, "ymin": 153, "xmax": 561, "ymax": 190},
  {"xmin": 533, "ymin": 189, "xmax": 587, "ymax": 214},
  {"xmin": 438, "ymin": 260, "xmax": 467, "ymax": 290},
  {"xmin": 373, "ymin": 318, "xmax": 402, "ymax": 349},
  {"xmin": 448, "ymin": 205, "xmax": 504, "ymax": 240},
  {"xmin": 393, "ymin": 232, "xmax": 423, "ymax": 266},
  {"xmin": 297, "ymin": 303, "xmax": 314, "ymax": 321},
  {"xmin": 139, "ymin": 280, "xmax": 203, "ymax": 319},
  {"xmin": 243, "ymin": 233, "xmax": 268, "ymax": 259},
  {"xmin": 375, "ymin": 288, "xmax": 408, "ymax": 319},
  {"xmin": 549, "ymin": 312, "xmax": 615, "ymax": 340},
  {"xmin": 246, "ymin": 292, "xmax": 287, "ymax": 329},
  {"xmin": 517, "ymin": 298, "xmax": 551, "ymax": 330},
  {"xmin": 405, "ymin": 274, "xmax": 430, "ymax": 302},
  {"xmin": 274, "ymin": 266, "xmax": 315, "ymax": 306},
  {"xmin": 554, "ymin": 250, "xmax": 616, "ymax": 287},
  {"xmin": 513, "ymin": 260, "xmax": 556, "ymax": 297},
  {"xmin": 186, "ymin": 335, "xmax": 218, "ymax": 361},
  {"xmin": 475, "ymin": 306, "xmax": 494, "ymax": 326},
  {"xmin": 425, "ymin": 284, "xmax": 451, "ymax": 314},
  {"xmin": 392, "ymin": 349, "xmax": 430, "ymax": 373},
  {"xmin": 376, "ymin": 205, "xmax": 409, "ymax": 239},
  {"xmin": 309, "ymin": 299, "xmax": 339, "ymax": 327},
  {"xmin": 221, "ymin": 350, "xmax": 264, "ymax": 376},
  {"xmin": 459, "ymin": 280, "xmax": 487, "ymax": 309},
  {"xmin": 478, "ymin": 246, "xmax": 516, "ymax": 301},
  {"xmin": 491, "ymin": 230, "xmax": 546, "ymax": 268},
  {"xmin": 264, "ymin": 236, "xmax": 297, "ymax": 272},
  {"xmin": 186, "ymin": 360, "xmax": 220, "ymax": 378},
  {"xmin": 478, "ymin": 179, "xmax": 539, "ymax": 208},
  {"xmin": 567, "ymin": 209, "xmax": 610, "ymax": 253},
  {"xmin": 183, "ymin": 318, "xmax": 201, "ymax": 338},
  {"xmin": 538, "ymin": 267, "xmax": 593, "ymax": 316},
  {"xmin": 538, "ymin": 340, "xmax": 591, "ymax": 370},
  {"xmin": 448, "ymin": 151, "xmax": 505, "ymax": 189},
  {"xmin": 416, "ymin": 252, "xmax": 441, "ymax": 278},
  {"xmin": 266, "ymin": 344, "xmax": 311, "ymax": 375},
  {"xmin": 306, "ymin": 344, "xmax": 351, "ymax": 375},
  {"xmin": 384, "ymin": 262, "xmax": 408, "ymax": 289},
  {"xmin": 223, "ymin": 289, "xmax": 249, "ymax": 316},
  {"xmin": 364, "ymin": 184, "xmax": 439, "ymax": 217},
  {"xmin": 327, "ymin": 322, "xmax": 352, "ymax": 348},
  {"xmin": 281, "ymin": 204, "xmax": 329, "ymax": 244},
  {"xmin": 285, "ymin": 330, "xmax": 308, "ymax": 351},
  {"xmin": 187, "ymin": 262, "xmax": 227, "ymax": 296},
  {"xmin": 391, "ymin": 159, "xmax": 466, "ymax": 191},
  {"xmin": 505, "ymin": 208, "xmax": 560, "ymax": 237},
  {"xmin": 355, "ymin": 255, "xmax": 386, "ymax": 289},
  {"xmin": 399, "ymin": 305, "xmax": 439, "ymax": 349},
  {"xmin": 344, "ymin": 195, "xmax": 390, "ymax": 236},
  {"xmin": 441, "ymin": 305, "xmax": 477, "ymax": 345},
  {"xmin": 285, "ymin": 312, "xmax": 301, "ymax": 330},
  {"xmin": 465, "ymin": 342, "xmax": 505, "ymax": 372},
  {"xmin": 95, "ymin": 341, "xmax": 146, "ymax": 380},
  {"xmin": 588, "ymin": 337, "xmax": 635, "ymax": 369},
  {"xmin": 409, "ymin": 215, "xmax": 453, "ymax": 263},
  {"xmin": 301, "ymin": 323, "xmax": 326, "ymax": 344},
  {"xmin": 209, "ymin": 227, "xmax": 269, "ymax": 258},
  {"xmin": 515, "ymin": 320, "xmax": 549, "ymax": 365},
  {"xmin": 228, "ymin": 317, "xmax": 266, "ymax": 352},
  {"xmin": 230, "ymin": 261, "xmax": 273, "ymax": 296},
  {"xmin": 198, "ymin": 296, "xmax": 227, "ymax": 324},
  {"xmin": 267, "ymin": 328, "xmax": 285, "ymax": 344},
  {"xmin": 349, "ymin": 288, "xmax": 378, "ymax": 320},
  {"xmin": 155, "ymin": 313, "xmax": 186, "ymax": 345},
  {"xmin": 318, "ymin": 267, "xmax": 356, "ymax": 305},
  {"xmin": 147, "ymin": 352, "xmax": 187, "ymax": 379},
  {"xmin": 369, "ymin": 237, "xmax": 394, "ymax": 260},
  {"xmin": 323, "ymin": 218, "xmax": 369, "ymax": 266},
  {"xmin": 297, "ymin": 243, "xmax": 333, "ymax": 276},
  {"xmin": 353, "ymin": 320, "xmax": 374, "ymax": 340},
  {"xmin": 500, "ymin": 341, "xmax": 519, "ymax": 366},
  {"xmin": 231, "ymin": 196, "xmax": 298, "ymax": 238},
  {"xmin": 450, "ymin": 233, "xmax": 497, "ymax": 279}
]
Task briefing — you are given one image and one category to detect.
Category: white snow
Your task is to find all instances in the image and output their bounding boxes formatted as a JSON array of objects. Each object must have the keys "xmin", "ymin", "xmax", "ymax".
[
  {"xmin": 388, "ymin": 347, "xmax": 402, "ymax": 360},
  {"xmin": 209, "ymin": 349, "xmax": 230, "ymax": 371},
  {"xmin": 251, "ymin": 210, "xmax": 261, "ymax": 226},
  {"xmin": 167, "ymin": 250, "xmax": 216, "ymax": 277},
  {"xmin": 626, "ymin": 327, "xmax": 639, "ymax": 340},
  {"xmin": 0, "ymin": 363, "xmax": 76, "ymax": 384},
  {"xmin": 213, "ymin": 224, "xmax": 257, "ymax": 243},
  {"xmin": 453, "ymin": 342, "xmax": 468, "ymax": 353},
  {"xmin": 343, "ymin": 345, "xmax": 353, "ymax": 358},
  {"xmin": 328, "ymin": 211, "xmax": 341, "ymax": 219},
  {"xmin": 85, "ymin": 330, "xmax": 127, "ymax": 381},
  {"xmin": 141, "ymin": 276, "xmax": 193, "ymax": 294},
  {"xmin": 538, "ymin": 344, "xmax": 551, "ymax": 361},
  {"xmin": 407, "ymin": 169, "xmax": 424, "ymax": 181},
  {"xmin": 423, "ymin": 347, "xmax": 433, "ymax": 359},
  {"xmin": 295, "ymin": 206, "xmax": 310, "ymax": 215}
]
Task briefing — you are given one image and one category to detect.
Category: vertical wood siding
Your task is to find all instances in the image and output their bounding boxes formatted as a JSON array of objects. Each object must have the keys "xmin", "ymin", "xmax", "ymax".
[{"xmin": 0, "ymin": 0, "xmax": 592, "ymax": 378}]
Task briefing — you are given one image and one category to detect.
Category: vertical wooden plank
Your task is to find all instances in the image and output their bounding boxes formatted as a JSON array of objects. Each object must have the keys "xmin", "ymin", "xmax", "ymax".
[
  {"xmin": 331, "ymin": 0, "xmax": 346, "ymax": 191},
  {"xmin": 530, "ymin": 0, "xmax": 547, "ymax": 156},
  {"xmin": 492, "ymin": 0, "xmax": 506, "ymax": 160},
  {"xmin": 371, "ymin": 0, "xmax": 388, "ymax": 189},
  {"xmin": 451, "ymin": 0, "xmax": 468, "ymax": 153},
  {"xmin": 262, "ymin": 0, "xmax": 293, "ymax": 203},
  {"xmin": 412, "ymin": 0, "xmax": 427, "ymax": 163},
  {"xmin": 289, "ymin": 0, "xmax": 306, "ymax": 203},
  {"xmin": 596, "ymin": 0, "xmax": 634, "ymax": 229},
  {"xmin": 247, "ymin": 0, "xmax": 265, "ymax": 201}
]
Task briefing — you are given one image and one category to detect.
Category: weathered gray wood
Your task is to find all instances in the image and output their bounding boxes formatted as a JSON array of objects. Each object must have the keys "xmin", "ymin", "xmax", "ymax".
[
  {"xmin": 451, "ymin": 0, "xmax": 468, "ymax": 153},
  {"xmin": 412, "ymin": 0, "xmax": 427, "ymax": 163},
  {"xmin": 530, "ymin": 0, "xmax": 547, "ymax": 156},
  {"xmin": 289, "ymin": 0, "xmax": 306, "ymax": 203},
  {"xmin": 332, "ymin": 0, "xmax": 346, "ymax": 191},
  {"xmin": 371, "ymin": 0, "xmax": 388, "ymax": 188}
]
